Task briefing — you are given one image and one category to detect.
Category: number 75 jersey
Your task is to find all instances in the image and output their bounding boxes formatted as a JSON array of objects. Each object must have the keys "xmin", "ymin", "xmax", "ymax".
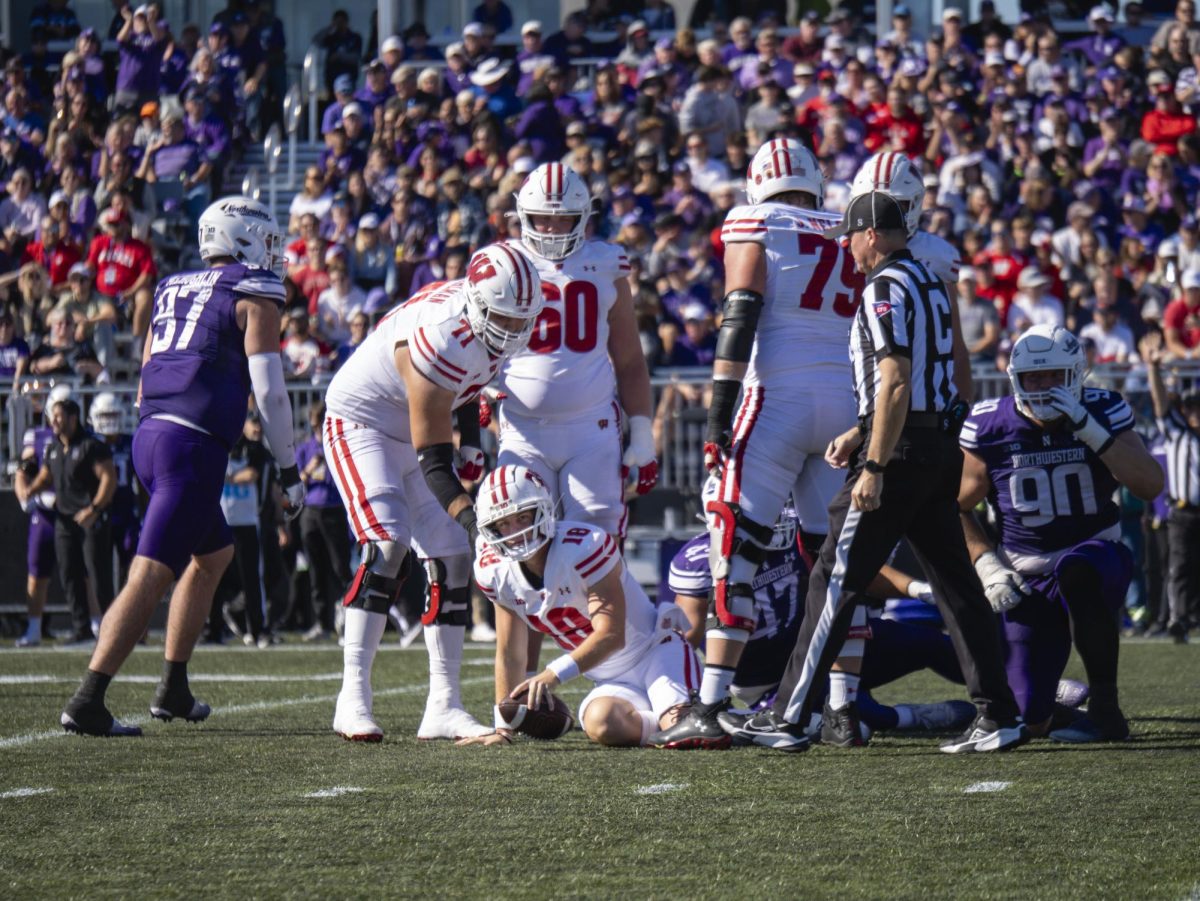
[{"xmin": 721, "ymin": 202, "xmax": 864, "ymax": 389}]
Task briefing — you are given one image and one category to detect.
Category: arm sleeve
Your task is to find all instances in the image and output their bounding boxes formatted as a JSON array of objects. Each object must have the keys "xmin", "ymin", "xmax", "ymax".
[{"xmin": 248, "ymin": 352, "xmax": 297, "ymax": 469}]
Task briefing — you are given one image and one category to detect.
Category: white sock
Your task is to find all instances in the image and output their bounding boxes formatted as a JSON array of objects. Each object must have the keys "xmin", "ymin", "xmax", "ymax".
[
  {"xmin": 828, "ymin": 672, "xmax": 860, "ymax": 709},
  {"xmin": 24, "ymin": 616, "xmax": 41, "ymax": 639},
  {"xmin": 341, "ymin": 608, "xmax": 386, "ymax": 709},
  {"xmin": 424, "ymin": 623, "xmax": 466, "ymax": 708},
  {"xmin": 638, "ymin": 710, "xmax": 659, "ymax": 745},
  {"xmin": 699, "ymin": 665, "xmax": 736, "ymax": 705},
  {"xmin": 894, "ymin": 704, "xmax": 916, "ymax": 729}
]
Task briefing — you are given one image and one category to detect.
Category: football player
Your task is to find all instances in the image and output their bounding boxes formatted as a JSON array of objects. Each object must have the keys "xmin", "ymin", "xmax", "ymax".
[
  {"xmin": 958, "ymin": 325, "xmax": 1163, "ymax": 741},
  {"xmin": 460, "ymin": 465, "xmax": 702, "ymax": 748},
  {"xmin": 88, "ymin": 392, "xmax": 141, "ymax": 593},
  {"xmin": 650, "ymin": 138, "xmax": 869, "ymax": 747},
  {"xmin": 322, "ymin": 244, "xmax": 544, "ymax": 742},
  {"xmin": 59, "ymin": 196, "xmax": 305, "ymax": 736}
]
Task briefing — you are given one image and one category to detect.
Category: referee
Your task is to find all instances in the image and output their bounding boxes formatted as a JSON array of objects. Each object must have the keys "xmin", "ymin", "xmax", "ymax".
[
  {"xmin": 723, "ymin": 192, "xmax": 1026, "ymax": 753},
  {"xmin": 1147, "ymin": 350, "xmax": 1200, "ymax": 643}
]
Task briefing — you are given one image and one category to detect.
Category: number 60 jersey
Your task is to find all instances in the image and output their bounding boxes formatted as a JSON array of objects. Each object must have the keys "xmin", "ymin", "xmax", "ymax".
[
  {"xmin": 960, "ymin": 390, "xmax": 1135, "ymax": 575},
  {"xmin": 720, "ymin": 201, "xmax": 864, "ymax": 390},
  {"xmin": 139, "ymin": 262, "xmax": 285, "ymax": 447}
]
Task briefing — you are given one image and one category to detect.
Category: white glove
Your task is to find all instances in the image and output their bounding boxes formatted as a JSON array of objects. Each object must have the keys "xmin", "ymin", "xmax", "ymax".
[
  {"xmin": 454, "ymin": 446, "xmax": 485, "ymax": 482},
  {"xmin": 622, "ymin": 415, "xmax": 659, "ymax": 495},
  {"xmin": 974, "ymin": 550, "xmax": 1032, "ymax": 614},
  {"xmin": 907, "ymin": 579, "xmax": 935, "ymax": 604},
  {"xmin": 656, "ymin": 602, "xmax": 693, "ymax": 634},
  {"xmin": 1047, "ymin": 386, "xmax": 1113, "ymax": 454}
]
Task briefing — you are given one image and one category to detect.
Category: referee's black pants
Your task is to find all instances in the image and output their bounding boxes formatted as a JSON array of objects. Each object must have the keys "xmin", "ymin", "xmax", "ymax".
[
  {"xmin": 1166, "ymin": 507, "xmax": 1200, "ymax": 630},
  {"xmin": 300, "ymin": 505, "xmax": 352, "ymax": 632},
  {"xmin": 54, "ymin": 515, "xmax": 114, "ymax": 640},
  {"xmin": 771, "ymin": 428, "xmax": 1020, "ymax": 727}
]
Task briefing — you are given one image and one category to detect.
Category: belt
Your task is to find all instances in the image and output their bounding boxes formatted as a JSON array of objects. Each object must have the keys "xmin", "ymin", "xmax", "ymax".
[{"xmin": 859, "ymin": 411, "xmax": 945, "ymax": 432}]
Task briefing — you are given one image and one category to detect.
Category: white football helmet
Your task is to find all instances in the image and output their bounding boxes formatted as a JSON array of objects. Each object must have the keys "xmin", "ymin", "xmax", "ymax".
[
  {"xmin": 516, "ymin": 162, "xmax": 592, "ymax": 260},
  {"xmin": 745, "ymin": 138, "xmax": 824, "ymax": 207},
  {"xmin": 476, "ymin": 465, "xmax": 556, "ymax": 561},
  {"xmin": 850, "ymin": 151, "xmax": 925, "ymax": 237},
  {"xmin": 701, "ymin": 475, "xmax": 798, "ymax": 551},
  {"xmin": 89, "ymin": 391, "xmax": 124, "ymax": 436},
  {"xmin": 464, "ymin": 244, "xmax": 545, "ymax": 358},
  {"xmin": 1007, "ymin": 324, "xmax": 1085, "ymax": 421},
  {"xmin": 46, "ymin": 383, "xmax": 73, "ymax": 425},
  {"xmin": 198, "ymin": 195, "xmax": 285, "ymax": 276}
]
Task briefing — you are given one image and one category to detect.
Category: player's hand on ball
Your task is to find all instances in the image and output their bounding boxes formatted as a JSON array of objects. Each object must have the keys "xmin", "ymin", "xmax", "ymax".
[
  {"xmin": 455, "ymin": 446, "xmax": 486, "ymax": 482},
  {"xmin": 512, "ymin": 671, "xmax": 560, "ymax": 711},
  {"xmin": 974, "ymin": 550, "xmax": 1032, "ymax": 613}
]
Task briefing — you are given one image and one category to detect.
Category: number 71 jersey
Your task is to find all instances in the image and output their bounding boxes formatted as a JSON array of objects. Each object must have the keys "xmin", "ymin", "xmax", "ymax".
[
  {"xmin": 721, "ymin": 202, "xmax": 864, "ymax": 389},
  {"xmin": 498, "ymin": 239, "xmax": 629, "ymax": 419}
]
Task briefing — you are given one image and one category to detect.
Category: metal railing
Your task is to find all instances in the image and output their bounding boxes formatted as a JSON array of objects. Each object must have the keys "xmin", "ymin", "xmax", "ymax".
[
  {"xmin": 263, "ymin": 126, "xmax": 284, "ymax": 214},
  {"xmin": 282, "ymin": 85, "xmax": 303, "ymax": 189},
  {"xmin": 302, "ymin": 43, "xmax": 322, "ymax": 144}
]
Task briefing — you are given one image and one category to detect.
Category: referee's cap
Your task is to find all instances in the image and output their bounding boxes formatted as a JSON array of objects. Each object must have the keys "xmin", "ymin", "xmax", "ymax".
[{"xmin": 824, "ymin": 191, "xmax": 907, "ymax": 240}]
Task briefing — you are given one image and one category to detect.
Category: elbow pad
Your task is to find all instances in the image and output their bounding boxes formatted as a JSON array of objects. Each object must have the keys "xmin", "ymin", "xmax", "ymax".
[
  {"xmin": 417, "ymin": 442, "xmax": 466, "ymax": 513},
  {"xmin": 714, "ymin": 289, "xmax": 763, "ymax": 364},
  {"xmin": 247, "ymin": 352, "xmax": 297, "ymax": 469}
]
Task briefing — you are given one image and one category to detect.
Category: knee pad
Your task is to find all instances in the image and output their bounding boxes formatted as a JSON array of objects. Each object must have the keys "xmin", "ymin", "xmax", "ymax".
[
  {"xmin": 343, "ymin": 542, "xmax": 411, "ymax": 614},
  {"xmin": 421, "ymin": 555, "xmax": 471, "ymax": 627},
  {"xmin": 705, "ymin": 500, "xmax": 772, "ymax": 634}
]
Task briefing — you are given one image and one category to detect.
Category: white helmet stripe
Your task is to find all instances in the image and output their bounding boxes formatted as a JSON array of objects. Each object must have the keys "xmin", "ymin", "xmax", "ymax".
[{"xmin": 494, "ymin": 242, "xmax": 526, "ymax": 301}]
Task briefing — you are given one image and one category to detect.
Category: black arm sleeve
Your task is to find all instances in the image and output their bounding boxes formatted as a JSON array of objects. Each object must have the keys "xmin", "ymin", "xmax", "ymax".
[
  {"xmin": 714, "ymin": 289, "xmax": 764, "ymax": 364},
  {"xmin": 706, "ymin": 378, "xmax": 742, "ymax": 445},
  {"xmin": 454, "ymin": 401, "xmax": 482, "ymax": 450},
  {"xmin": 417, "ymin": 442, "xmax": 464, "ymax": 512}
]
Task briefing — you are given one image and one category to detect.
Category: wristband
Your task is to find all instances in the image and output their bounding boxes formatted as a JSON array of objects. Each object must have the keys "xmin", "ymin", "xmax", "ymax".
[
  {"xmin": 1074, "ymin": 415, "xmax": 1114, "ymax": 455},
  {"xmin": 546, "ymin": 654, "xmax": 580, "ymax": 684},
  {"xmin": 864, "ymin": 459, "xmax": 885, "ymax": 474}
]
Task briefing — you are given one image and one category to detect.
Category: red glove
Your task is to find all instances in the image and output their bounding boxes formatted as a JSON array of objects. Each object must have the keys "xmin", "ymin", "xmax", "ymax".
[
  {"xmin": 703, "ymin": 438, "xmax": 731, "ymax": 477},
  {"xmin": 479, "ymin": 391, "xmax": 507, "ymax": 429},
  {"xmin": 455, "ymin": 446, "xmax": 485, "ymax": 482},
  {"xmin": 621, "ymin": 459, "xmax": 660, "ymax": 496}
]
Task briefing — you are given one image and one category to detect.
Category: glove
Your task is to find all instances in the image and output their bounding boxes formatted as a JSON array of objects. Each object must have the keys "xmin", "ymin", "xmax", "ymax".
[
  {"xmin": 621, "ymin": 415, "xmax": 659, "ymax": 495},
  {"xmin": 455, "ymin": 446, "xmax": 486, "ymax": 482},
  {"xmin": 703, "ymin": 435, "xmax": 731, "ymax": 476},
  {"xmin": 656, "ymin": 602, "xmax": 693, "ymax": 634},
  {"xmin": 479, "ymin": 391, "xmax": 506, "ymax": 429},
  {"xmin": 278, "ymin": 465, "xmax": 306, "ymax": 521},
  {"xmin": 974, "ymin": 550, "xmax": 1032, "ymax": 614},
  {"xmin": 907, "ymin": 579, "xmax": 935, "ymax": 604},
  {"xmin": 1047, "ymin": 386, "xmax": 1114, "ymax": 454}
]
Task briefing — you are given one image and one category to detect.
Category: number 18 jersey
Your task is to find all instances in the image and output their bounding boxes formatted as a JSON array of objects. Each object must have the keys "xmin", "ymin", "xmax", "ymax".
[
  {"xmin": 721, "ymin": 202, "xmax": 864, "ymax": 389},
  {"xmin": 499, "ymin": 239, "xmax": 629, "ymax": 419}
]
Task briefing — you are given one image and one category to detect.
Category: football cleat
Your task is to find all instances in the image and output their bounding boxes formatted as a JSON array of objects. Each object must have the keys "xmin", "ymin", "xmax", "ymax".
[
  {"xmin": 1055, "ymin": 678, "xmax": 1089, "ymax": 709},
  {"xmin": 1048, "ymin": 712, "xmax": 1130, "ymax": 743},
  {"xmin": 417, "ymin": 705, "xmax": 491, "ymax": 741},
  {"xmin": 61, "ymin": 704, "xmax": 143, "ymax": 737},
  {"xmin": 648, "ymin": 700, "xmax": 733, "ymax": 750},
  {"xmin": 894, "ymin": 700, "xmax": 978, "ymax": 732},
  {"xmin": 717, "ymin": 708, "xmax": 811, "ymax": 752},
  {"xmin": 149, "ymin": 693, "xmax": 212, "ymax": 723},
  {"xmin": 820, "ymin": 702, "xmax": 868, "ymax": 748},
  {"xmin": 333, "ymin": 701, "xmax": 384, "ymax": 743},
  {"xmin": 15, "ymin": 634, "xmax": 40, "ymax": 648},
  {"xmin": 939, "ymin": 715, "xmax": 1029, "ymax": 754}
]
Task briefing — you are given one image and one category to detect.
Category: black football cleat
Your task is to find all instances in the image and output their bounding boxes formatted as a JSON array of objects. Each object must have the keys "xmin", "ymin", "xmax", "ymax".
[
  {"xmin": 820, "ymin": 702, "xmax": 868, "ymax": 748},
  {"xmin": 940, "ymin": 714, "xmax": 1029, "ymax": 754},
  {"xmin": 718, "ymin": 708, "xmax": 811, "ymax": 752},
  {"xmin": 61, "ymin": 702, "xmax": 142, "ymax": 737},
  {"xmin": 149, "ymin": 686, "xmax": 212, "ymax": 723},
  {"xmin": 649, "ymin": 700, "xmax": 732, "ymax": 749}
]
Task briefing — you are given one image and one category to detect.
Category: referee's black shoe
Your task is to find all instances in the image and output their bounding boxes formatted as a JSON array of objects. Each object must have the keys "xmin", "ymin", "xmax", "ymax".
[
  {"xmin": 648, "ymin": 699, "xmax": 732, "ymax": 749},
  {"xmin": 717, "ymin": 708, "xmax": 811, "ymax": 752},
  {"xmin": 820, "ymin": 702, "xmax": 868, "ymax": 748},
  {"xmin": 939, "ymin": 714, "xmax": 1029, "ymax": 754}
]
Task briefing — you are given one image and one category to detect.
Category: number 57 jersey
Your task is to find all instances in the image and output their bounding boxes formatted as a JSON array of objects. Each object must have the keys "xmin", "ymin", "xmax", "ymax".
[{"xmin": 721, "ymin": 202, "xmax": 864, "ymax": 390}]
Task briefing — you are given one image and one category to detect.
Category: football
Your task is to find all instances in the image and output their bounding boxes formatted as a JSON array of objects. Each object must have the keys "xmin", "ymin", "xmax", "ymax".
[{"xmin": 497, "ymin": 693, "xmax": 574, "ymax": 740}]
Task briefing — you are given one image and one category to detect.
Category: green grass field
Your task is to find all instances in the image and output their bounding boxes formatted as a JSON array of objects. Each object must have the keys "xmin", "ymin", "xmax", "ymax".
[{"xmin": 0, "ymin": 638, "xmax": 1196, "ymax": 900}]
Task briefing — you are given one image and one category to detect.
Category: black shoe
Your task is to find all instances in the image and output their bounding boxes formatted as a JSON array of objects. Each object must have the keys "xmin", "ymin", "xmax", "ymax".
[
  {"xmin": 717, "ymin": 708, "xmax": 811, "ymax": 752},
  {"xmin": 940, "ymin": 714, "xmax": 1029, "ymax": 754},
  {"xmin": 61, "ymin": 700, "xmax": 142, "ymax": 737},
  {"xmin": 149, "ymin": 685, "xmax": 211, "ymax": 723},
  {"xmin": 820, "ymin": 702, "xmax": 867, "ymax": 748},
  {"xmin": 648, "ymin": 699, "xmax": 732, "ymax": 749},
  {"xmin": 1049, "ymin": 698, "xmax": 1130, "ymax": 743},
  {"xmin": 1167, "ymin": 622, "xmax": 1189, "ymax": 644}
]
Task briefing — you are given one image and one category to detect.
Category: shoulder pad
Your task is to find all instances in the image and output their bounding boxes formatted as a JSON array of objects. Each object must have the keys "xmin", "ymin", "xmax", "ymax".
[
  {"xmin": 721, "ymin": 204, "xmax": 770, "ymax": 244},
  {"xmin": 410, "ymin": 318, "xmax": 476, "ymax": 393},
  {"xmin": 556, "ymin": 523, "xmax": 620, "ymax": 584}
]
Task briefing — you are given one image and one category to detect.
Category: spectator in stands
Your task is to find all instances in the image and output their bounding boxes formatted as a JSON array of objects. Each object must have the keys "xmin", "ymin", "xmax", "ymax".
[
  {"xmin": 1010, "ymin": 267, "xmax": 1065, "ymax": 334},
  {"xmin": 957, "ymin": 266, "xmax": 1001, "ymax": 364},
  {"xmin": 0, "ymin": 309, "xmax": 30, "ymax": 380},
  {"xmin": 661, "ymin": 301, "xmax": 716, "ymax": 367},
  {"xmin": 473, "ymin": 0, "xmax": 513, "ymax": 34},
  {"xmin": 86, "ymin": 207, "xmax": 155, "ymax": 338},
  {"xmin": 0, "ymin": 169, "xmax": 48, "ymax": 254},
  {"xmin": 315, "ymin": 256, "xmax": 364, "ymax": 346},
  {"xmin": 435, "ymin": 167, "xmax": 484, "ymax": 244},
  {"xmin": 316, "ymin": 10, "xmax": 364, "ymax": 95},
  {"xmin": 28, "ymin": 306, "xmax": 102, "ymax": 380},
  {"xmin": 93, "ymin": 151, "xmax": 154, "ymax": 236},
  {"xmin": 66, "ymin": 262, "xmax": 118, "ymax": 367},
  {"xmin": 182, "ymin": 88, "xmax": 230, "ymax": 191},
  {"xmin": 544, "ymin": 12, "xmax": 594, "ymax": 65},
  {"xmin": 137, "ymin": 107, "xmax": 210, "ymax": 226},
  {"xmin": 1082, "ymin": 298, "xmax": 1139, "ymax": 363},
  {"xmin": 281, "ymin": 308, "xmax": 323, "ymax": 378},
  {"xmin": 289, "ymin": 167, "xmax": 334, "ymax": 234},
  {"xmin": 1165, "ymin": 268, "xmax": 1200, "ymax": 358},
  {"xmin": 349, "ymin": 214, "xmax": 393, "ymax": 293},
  {"xmin": 22, "ymin": 214, "xmax": 81, "ymax": 288},
  {"xmin": 292, "ymin": 238, "xmax": 332, "ymax": 312},
  {"xmin": 114, "ymin": 2, "xmax": 166, "ymax": 112}
]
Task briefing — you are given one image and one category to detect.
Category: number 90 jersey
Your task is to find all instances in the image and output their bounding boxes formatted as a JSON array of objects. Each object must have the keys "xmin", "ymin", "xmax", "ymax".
[
  {"xmin": 474, "ymin": 521, "xmax": 658, "ymax": 682},
  {"xmin": 961, "ymin": 391, "xmax": 1135, "ymax": 575},
  {"xmin": 324, "ymin": 280, "xmax": 501, "ymax": 442},
  {"xmin": 721, "ymin": 202, "xmax": 864, "ymax": 389},
  {"xmin": 498, "ymin": 239, "xmax": 629, "ymax": 419}
]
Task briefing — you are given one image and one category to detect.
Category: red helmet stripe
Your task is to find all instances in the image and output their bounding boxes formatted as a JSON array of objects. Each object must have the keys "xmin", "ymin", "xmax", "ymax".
[
  {"xmin": 494, "ymin": 243, "xmax": 525, "ymax": 301},
  {"xmin": 883, "ymin": 152, "xmax": 898, "ymax": 185},
  {"xmin": 873, "ymin": 152, "xmax": 885, "ymax": 187},
  {"xmin": 499, "ymin": 469, "xmax": 510, "ymax": 501},
  {"xmin": 489, "ymin": 470, "xmax": 500, "ymax": 507}
]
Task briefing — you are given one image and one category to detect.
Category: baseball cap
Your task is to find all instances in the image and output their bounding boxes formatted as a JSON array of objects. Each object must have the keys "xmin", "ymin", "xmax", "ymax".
[
  {"xmin": 620, "ymin": 212, "xmax": 645, "ymax": 228},
  {"xmin": 673, "ymin": 160, "xmax": 691, "ymax": 175},
  {"xmin": 68, "ymin": 262, "xmax": 93, "ymax": 279},
  {"xmin": 139, "ymin": 101, "xmax": 158, "ymax": 118},
  {"xmin": 324, "ymin": 244, "xmax": 348, "ymax": 264},
  {"xmin": 512, "ymin": 156, "xmax": 536, "ymax": 175},
  {"xmin": 1017, "ymin": 267, "xmax": 1050, "ymax": 290},
  {"xmin": 656, "ymin": 36, "xmax": 675, "ymax": 51},
  {"xmin": 444, "ymin": 42, "xmax": 466, "ymax": 60},
  {"xmin": 629, "ymin": 19, "xmax": 649, "ymax": 34},
  {"xmin": 824, "ymin": 192, "xmax": 907, "ymax": 239},
  {"xmin": 48, "ymin": 190, "xmax": 68, "ymax": 208},
  {"xmin": 794, "ymin": 63, "xmax": 815, "ymax": 77},
  {"xmin": 1089, "ymin": 5, "xmax": 1114, "ymax": 21},
  {"xmin": 826, "ymin": 9, "xmax": 849, "ymax": 23},
  {"xmin": 1181, "ymin": 215, "xmax": 1199, "ymax": 230},
  {"xmin": 341, "ymin": 102, "xmax": 364, "ymax": 120},
  {"xmin": 893, "ymin": 3, "xmax": 912, "ymax": 15},
  {"xmin": 958, "ymin": 266, "xmax": 977, "ymax": 282},
  {"xmin": 942, "ymin": 6, "xmax": 964, "ymax": 20},
  {"xmin": 521, "ymin": 20, "xmax": 542, "ymax": 35},
  {"xmin": 1147, "ymin": 70, "xmax": 1171, "ymax": 89},
  {"xmin": 333, "ymin": 74, "xmax": 354, "ymax": 94},
  {"xmin": 381, "ymin": 35, "xmax": 403, "ymax": 54},
  {"xmin": 984, "ymin": 51, "xmax": 1005, "ymax": 67},
  {"xmin": 899, "ymin": 58, "xmax": 926, "ymax": 78},
  {"xmin": 566, "ymin": 120, "xmax": 587, "ymax": 136},
  {"xmin": 1183, "ymin": 268, "xmax": 1200, "ymax": 289},
  {"xmin": 612, "ymin": 185, "xmax": 633, "ymax": 200},
  {"xmin": 209, "ymin": 22, "xmax": 228, "ymax": 35},
  {"xmin": 1067, "ymin": 201, "xmax": 1091, "ymax": 220},
  {"xmin": 99, "ymin": 208, "xmax": 128, "ymax": 228},
  {"xmin": 358, "ymin": 213, "xmax": 380, "ymax": 230},
  {"xmin": 463, "ymin": 22, "xmax": 484, "ymax": 38},
  {"xmin": 825, "ymin": 34, "xmax": 846, "ymax": 50},
  {"xmin": 681, "ymin": 301, "xmax": 709, "ymax": 321}
]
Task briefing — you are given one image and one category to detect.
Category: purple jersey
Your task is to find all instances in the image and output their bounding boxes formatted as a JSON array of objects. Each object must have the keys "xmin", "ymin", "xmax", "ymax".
[
  {"xmin": 22, "ymin": 425, "xmax": 57, "ymax": 512},
  {"xmin": 139, "ymin": 262, "xmax": 285, "ymax": 447},
  {"xmin": 960, "ymin": 390, "xmax": 1135, "ymax": 573},
  {"xmin": 295, "ymin": 435, "xmax": 340, "ymax": 508}
]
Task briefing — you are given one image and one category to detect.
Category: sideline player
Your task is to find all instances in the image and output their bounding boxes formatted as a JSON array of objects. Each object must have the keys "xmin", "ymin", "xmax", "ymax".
[
  {"xmin": 89, "ymin": 392, "xmax": 141, "ymax": 595},
  {"xmin": 959, "ymin": 325, "xmax": 1163, "ymax": 741},
  {"xmin": 460, "ymin": 465, "xmax": 701, "ymax": 748},
  {"xmin": 650, "ymin": 138, "xmax": 865, "ymax": 747},
  {"xmin": 59, "ymin": 196, "xmax": 305, "ymax": 736},
  {"xmin": 322, "ymin": 244, "xmax": 544, "ymax": 742}
]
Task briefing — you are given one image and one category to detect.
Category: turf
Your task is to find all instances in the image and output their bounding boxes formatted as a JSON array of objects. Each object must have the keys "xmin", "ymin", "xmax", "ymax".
[{"xmin": 0, "ymin": 639, "xmax": 1196, "ymax": 900}]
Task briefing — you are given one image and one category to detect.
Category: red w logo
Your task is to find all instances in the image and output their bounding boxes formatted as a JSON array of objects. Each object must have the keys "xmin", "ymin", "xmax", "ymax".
[{"xmin": 468, "ymin": 255, "xmax": 497, "ymax": 284}]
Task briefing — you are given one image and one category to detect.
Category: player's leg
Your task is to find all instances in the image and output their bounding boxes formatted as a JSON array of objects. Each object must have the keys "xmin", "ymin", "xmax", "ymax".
[
  {"xmin": 556, "ymin": 404, "xmax": 627, "ymax": 539},
  {"xmin": 18, "ymin": 510, "xmax": 55, "ymax": 646},
  {"xmin": 579, "ymin": 683, "xmax": 656, "ymax": 747},
  {"xmin": 643, "ymin": 632, "xmax": 722, "ymax": 749},
  {"xmin": 239, "ymin": 526, "xmax": 267, "ymax": 642}
]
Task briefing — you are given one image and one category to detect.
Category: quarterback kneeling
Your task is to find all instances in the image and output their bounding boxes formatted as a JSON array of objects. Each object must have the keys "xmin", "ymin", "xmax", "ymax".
[{"xmin": 459, "ymin": 465, "xmax": 712, "ymax": 749}]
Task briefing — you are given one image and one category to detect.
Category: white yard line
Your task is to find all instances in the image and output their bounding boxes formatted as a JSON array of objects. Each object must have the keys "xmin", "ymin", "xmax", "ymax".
[
  {"xmin": 0, "ymin": 644, "xmax": 497, "ymax": 655},
  {"xmin": 0, "ymin": 787, "xmax": 54, "ymax": 799},
  {"xmin": 635, "ymin": 783, "xmax": 688, "ymax": 795},
  {"xmin": 963, "ymin": 781, "xmax": 1012, "ymax": 794},
  {"xmin": 0, "ymin": 676, "xmax": 493, "ymax": 751},
  {"xmin": 304, "ymin": 786, "xmax": 364, "ymax": 798},
  {"xmin": 0, "ymin": 673, "xmax": 346, "ymax": 685}
]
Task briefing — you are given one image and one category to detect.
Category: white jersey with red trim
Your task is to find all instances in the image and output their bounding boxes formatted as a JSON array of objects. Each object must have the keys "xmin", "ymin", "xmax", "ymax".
[
  {"xmin": 324, "ymin": 279, "xmax": 500, "ymax": 442},
  {"xmin": 909, "ymin": 230, "xmax": 962, "ymax": 285},
  {"xmin": 474, "ymin": 521, "xmax": 657, "ymax": 682},
  {"xmin": 720, "ymin": 202, "xmax": 862, "ymax": 388},
  {"xmin": 498, "ymin": 239, "xmax": 629, "ymax": 419}
]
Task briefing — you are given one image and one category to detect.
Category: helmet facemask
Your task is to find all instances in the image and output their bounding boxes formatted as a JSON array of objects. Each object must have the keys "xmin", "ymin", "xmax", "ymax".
[
  {"xmin": 518, "ymin": 209, "xmax": 587, "ymax": 261},
  {"xmin": 1010, "ymin": 366, "xmax": 1081, "ymax": 421},
  {"xmin": 480, "ymin": 498, "xmax": 555, "ymax": 561},
  {"xmin": 465, "ymin": 288, "xmax": 537, "ymax": 358}
]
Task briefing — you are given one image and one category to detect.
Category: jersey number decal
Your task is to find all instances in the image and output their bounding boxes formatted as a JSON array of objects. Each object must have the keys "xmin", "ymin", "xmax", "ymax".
[
  {"xmin": 526, "ymin": 608, "xmax": 594, "ymax": 650},
  {"xmin": 1009, "ymin": 462, "xmax": 1098, "ymax": 527},
  {"xmin": 559, "ymin": 527, "xmax": 591, "ymax": 545},
  {"xmin": 528, "ymin": 281, "xmax": 599, "ymax": 354},
  {"xmin": 796, "ymin": 234, "xmax": 863, "ymax": 318},
  {"xmin": 149, "ymin": 284, "xmax": 215, "ymax": 355}
]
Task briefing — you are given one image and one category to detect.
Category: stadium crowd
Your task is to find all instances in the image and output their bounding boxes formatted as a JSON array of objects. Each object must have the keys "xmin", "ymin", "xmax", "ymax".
[{"xmin": 1, "ymin": 0, "xmax": 1198, "ymax": 647}]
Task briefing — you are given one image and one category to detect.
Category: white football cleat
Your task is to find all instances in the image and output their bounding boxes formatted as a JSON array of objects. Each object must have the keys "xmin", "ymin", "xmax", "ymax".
[
  {"xmin": 417, "ymin": 705, "xmax": 491, "ymax": 741},
  {"xmin": 333, "ymin": 696, "xmax": 383, "ymax": 743}
]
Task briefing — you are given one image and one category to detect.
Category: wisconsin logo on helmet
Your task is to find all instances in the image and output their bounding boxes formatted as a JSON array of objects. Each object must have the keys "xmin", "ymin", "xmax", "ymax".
[{"xmin": 468, "ymin": 255, "xmax": 498, "ymax": 284}]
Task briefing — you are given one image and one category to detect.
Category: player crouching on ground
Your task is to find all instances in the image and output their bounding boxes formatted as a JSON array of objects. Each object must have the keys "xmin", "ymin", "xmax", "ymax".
[{"xmin": 459, "ymin": 465, "xmax": 707, "ymax": 748}]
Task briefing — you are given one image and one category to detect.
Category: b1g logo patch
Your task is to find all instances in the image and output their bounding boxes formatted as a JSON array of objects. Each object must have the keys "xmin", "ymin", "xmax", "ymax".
[{"xmin": 873, "ymin": 300, "xmax": 893, "ymax": 317}]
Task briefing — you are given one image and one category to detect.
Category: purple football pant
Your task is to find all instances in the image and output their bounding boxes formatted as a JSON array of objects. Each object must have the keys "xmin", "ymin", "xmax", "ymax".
[
  {"xmin": 133, "ymin": 418, "xmax": 233, "ymax": 577},
  {"xmin": 1002, "ymin": 540, "xmax": 1132, "ymax": 725},
  {"xmin": 27, "ymin": 508, "xmax": 56, "ymax": 579}
]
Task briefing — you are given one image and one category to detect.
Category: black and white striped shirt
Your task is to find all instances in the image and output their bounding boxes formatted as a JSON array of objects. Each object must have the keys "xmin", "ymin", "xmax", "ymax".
[
  {"xmin": 1158, "ymin": 408, "xmax": 1200, "ymax": 507},
  {"xmin": 851, "ymin": 249, "xmax": 957, "ymax": 419}
]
